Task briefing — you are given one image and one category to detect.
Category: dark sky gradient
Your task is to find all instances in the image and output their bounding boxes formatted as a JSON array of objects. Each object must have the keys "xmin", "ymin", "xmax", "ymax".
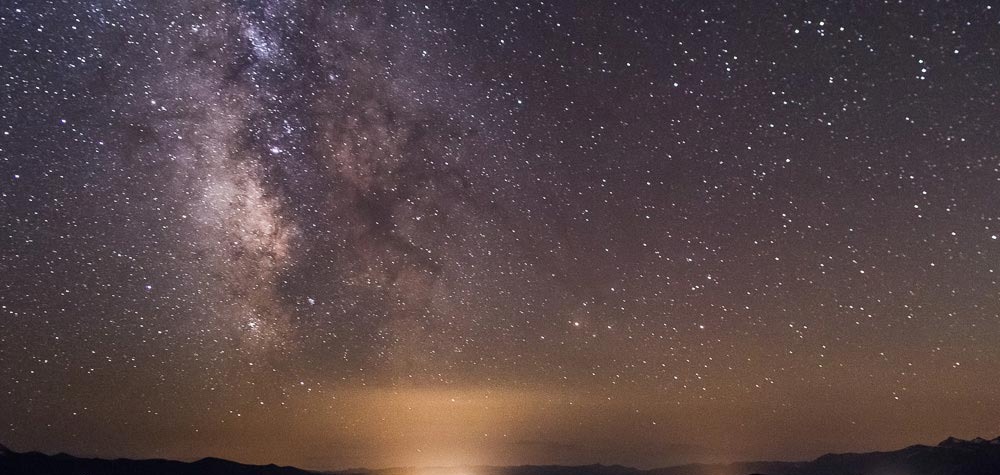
[{"xmin": 2, "ymin": 0, "xmax": 1000, "ymax": 470}]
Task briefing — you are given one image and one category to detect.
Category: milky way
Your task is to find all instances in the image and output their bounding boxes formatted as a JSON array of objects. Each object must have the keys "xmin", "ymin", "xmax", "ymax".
[{"xmin": 2, "ymin": 0, "xmax": 1000, "ymax": 471}]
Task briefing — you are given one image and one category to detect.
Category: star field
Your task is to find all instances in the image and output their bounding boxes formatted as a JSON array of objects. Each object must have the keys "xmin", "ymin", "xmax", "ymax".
[{"xmin": 2, "ymin": 0, "xmax": 1000, "ymax": 470}]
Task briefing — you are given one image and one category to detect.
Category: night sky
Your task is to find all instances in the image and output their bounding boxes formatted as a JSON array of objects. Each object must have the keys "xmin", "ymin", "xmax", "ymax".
[{"xmin": 2, "ymin": 0, "xmax": 1000, "ymax": 471}]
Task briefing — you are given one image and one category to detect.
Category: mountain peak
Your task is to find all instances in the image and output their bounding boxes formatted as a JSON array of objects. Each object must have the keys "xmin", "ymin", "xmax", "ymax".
[
  {"xmin": 938, "ymin": 436, "xmax": 965, "ymax": 447},
  {"xmin": 937, "ymin": 436, "xmax": 1000, "ymax": 447}
]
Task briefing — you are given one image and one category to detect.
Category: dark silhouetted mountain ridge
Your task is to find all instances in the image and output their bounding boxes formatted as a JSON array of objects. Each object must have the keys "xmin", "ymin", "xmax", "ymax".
[
  {"xmin": 3, "ymin": 436, "xmax": 1000, "ymax": 475},
  {"xmin": 0, "ymin": 446, "xmax": 314, "ymax": 475}
]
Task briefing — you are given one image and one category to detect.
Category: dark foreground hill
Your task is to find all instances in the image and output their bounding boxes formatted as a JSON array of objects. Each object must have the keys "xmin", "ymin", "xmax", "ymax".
[
  {"xmin": 647, "ymin": 436, "xmax": 1000, "ymax": 475},
  {"xmin": 3, "ymin": 436, "xmax": 1000, "ymax": 475},
  {"xmin": 0, "ymin": 443, "xmax": 313, "ymax": 475}
]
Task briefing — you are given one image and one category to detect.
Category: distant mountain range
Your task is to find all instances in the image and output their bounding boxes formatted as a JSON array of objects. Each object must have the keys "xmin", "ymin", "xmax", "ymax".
[
  {"xmin": 0, "ymin": 442, "xmax": 312, "ymax": 475},
  {"xmin": 3, "ymin": 436, "xmax": 1000, "ymax": 475}
]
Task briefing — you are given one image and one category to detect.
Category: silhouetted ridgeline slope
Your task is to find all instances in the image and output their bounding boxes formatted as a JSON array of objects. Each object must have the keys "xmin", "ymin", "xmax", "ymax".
[
  {"xmin": 644, "ymin": 436, "xmax": 1000, "ymax": 475},
  {"xmin": 3, "ymin": 437, "xmax": 1000, "ymax": 475},
  {"xmin": 0, "ymin": 443, "xmax": 314, "ymax": 475}
]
